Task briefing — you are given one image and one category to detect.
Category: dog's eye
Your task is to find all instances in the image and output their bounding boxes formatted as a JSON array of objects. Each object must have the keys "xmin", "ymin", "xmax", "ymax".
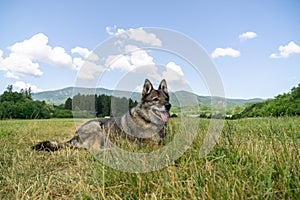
[{"xmin": 153, "ymin": 97, "xmax": 159, "ymax": 101}]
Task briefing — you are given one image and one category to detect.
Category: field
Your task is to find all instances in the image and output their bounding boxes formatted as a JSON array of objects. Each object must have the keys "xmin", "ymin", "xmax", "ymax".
[{"xmin": 0, "ymin": 117, "xmax": 299, "ymax": 199}]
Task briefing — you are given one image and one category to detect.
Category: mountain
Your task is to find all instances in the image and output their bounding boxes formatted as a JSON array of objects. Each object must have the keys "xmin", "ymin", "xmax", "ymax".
[
  {"xmin": 32, "ymin": 87, "xmax": 140, "ymax": 105},
  {"xmin": 32, "ymin": 87, "xmax": 265, "ymax": 107}
]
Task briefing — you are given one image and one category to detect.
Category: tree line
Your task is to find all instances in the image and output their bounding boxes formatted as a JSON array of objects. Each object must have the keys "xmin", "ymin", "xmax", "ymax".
[
  {"xmin": 232, "ymin": 83, "xmax": 300, "ymax": 118},
  {"xmin": 0, "ymin": 86, "xmax": 138, "ymax": 119},
  {"xmin": 2, "ymin": 83, "xmax": 299, "ymax": 120},
  {"xmin": 0, "ymin": 86, "xmax": 52, "ymax": 119},
  {"xmin": 69, "ymin": 93, "xmax": 138, "ymax": 118}
]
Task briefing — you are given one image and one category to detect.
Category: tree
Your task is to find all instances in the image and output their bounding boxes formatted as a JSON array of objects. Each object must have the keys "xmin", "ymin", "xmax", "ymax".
[
  {"xmin": 291, "ymin": 84, "xmax": 300, "ymax": 99},
  {"xmin": 101, "ymin": 94, "xmax": 111, "ymax": 117},
  {"xmin": 25, "ymin": 88, "xmax": 32, "ymax": 100},
  {"xmin": 0, "ymin": 85, "xmax": 50, "ymax": 119},
  {"xmin": 69, "ymin": 93, "xmax": 137, "ymax": 118},
  {"xmin": 64, "ymin": 97, "xmax": 73, "ymax": 110},
  {"xmin": 7, "ymin": 85, "xmax": 13, "ymax": 93},
  {"xmin": 129, "ymin": 98, "xmax": 138, "ymax": 109}
]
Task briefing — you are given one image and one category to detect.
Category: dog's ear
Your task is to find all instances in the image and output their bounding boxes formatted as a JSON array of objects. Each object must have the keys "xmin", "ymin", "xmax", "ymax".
[
  {"xmin": 142, "ymin": 79, "xmax": 153, "ymax": 99},
  {"xmin": 158, "ymin": 79, "xmax": 168, "ymax": 95}
]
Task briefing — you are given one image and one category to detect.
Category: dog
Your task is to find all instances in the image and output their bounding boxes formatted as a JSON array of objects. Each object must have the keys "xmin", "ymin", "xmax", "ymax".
[{"xmin": 32, "ymin": 79, "xmax": 171, "ymax": 152}]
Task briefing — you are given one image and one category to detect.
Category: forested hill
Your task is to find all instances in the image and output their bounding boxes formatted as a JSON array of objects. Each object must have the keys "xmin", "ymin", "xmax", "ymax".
[
  {"xmin": 233, "ymin": 83, "xmax": 300, "ymax": 118},
  {"xmin": 32, "ymin": 87, "xmax": 264, "ymax": 107},
  {"xmin": 0, "ymin": 86, "xmax": 138, "ymax": 119},
  {"xmin": 0, "ymin": 86, "xmax": 51, "ymax": 119}
]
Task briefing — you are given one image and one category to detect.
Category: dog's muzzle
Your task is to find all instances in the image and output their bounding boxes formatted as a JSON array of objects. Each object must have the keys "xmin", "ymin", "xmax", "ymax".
[
  {"xmin": 164, "ymin": 102, "xmax": 171, "ymax": 111},
  {"xmin": 152, "ymin": 102, "xmax": 171, "ymax": 123}
]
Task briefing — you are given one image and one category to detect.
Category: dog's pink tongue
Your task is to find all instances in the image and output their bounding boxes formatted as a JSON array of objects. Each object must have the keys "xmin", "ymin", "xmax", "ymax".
[{"xmin": 160, "ymin": 112, "xmax": 169, "ymax": 122}]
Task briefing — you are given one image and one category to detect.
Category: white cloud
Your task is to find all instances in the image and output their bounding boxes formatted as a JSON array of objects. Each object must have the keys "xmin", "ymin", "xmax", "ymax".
[
  {"xmin": 105, "ymin": 48, "xmax": 188, "ymax": 86},
  {"xmin": 166, "ymin": 62, "xmax": 184, "ymax": 76},
  {"xmin": 0, "ymin": 53, "xmax": 43, "ymax": 78},
  {"xmin": 105, "ymin": 47, "xmax": 162, "ymax": 82},
  {"xmin": 0, "ymin": 33, "xmax": 75, "ymax": 79},
  {"xmin": 134, "ymin": 84, "xmax": 144, "ymax": 93},
  {"xmin": 8, "ymin": 33, "xmax": 49, "ymax": 60},
  {"xmin": 0, "ymin": 49, "xmax": 6, "ymax": 71},
  {"xmin": 160, "ymin": 61, "xmax": 190, "ymax": 91},
  {"xmin": 130, "ymin": 50, "xmax": 155, "ymax": 67},
  {"xmin": 71, "ymin": 46, "xmax": 99, "ymax": 61},
  {"xmin": 0, "ymin": 33, "xmax": 108, "ymax": 82},
  {"xmin": 134, "ymin": 60, "xmax": 188, "ymax": 92},
  {"xmin": 124, "ymin": 45, "xmax": 140, "ymax": 53},
  {"xmin": 239, "ymin": 31, "xmax": 257, "ymax": 41},
  {"xmin": 71, "ymin": 47, "xmax": 89, "ymax": 57},
  {"xmin": 75, "ymin": 57, "xmax": 105, "ymax": 80},
  {"xmin": 12, "ymin": 81, "xmax": 43, "ymax": 92},
  {"xmin": 128, "ymin": 28, "xmax": 162, "ymax": 46},
  {"xmin": 72, "ymin": 57, "xmax": 84, "ymax": 71},
  {"xmin": 0, "ymin": 50, "xmax": 3, "ymax": 64},
  {"xmin": 106, "ymin": 55, "xmax": 133, "ymax": 71},
  {"xmin": 105, "ymin": 26, "xmax": 162, "ymax": 46},
  {"xmin": 106, "ymin": 25, "xmax": 126, "ymax": 36},
  {"xmin": 47, "ymin": 46, "xmax": 73, "ymax": 68},
  {"xmin": 211, "ymin": 47, "xmax": 240, "ymax": 58},
  {"xmin": 105, "ymin": 48, "xmax": 156, "ymax": 72},
  {"xmin": 5, "ymin": 71, "xmax": 19, "ymax": 79},
  {"xmin": 162, "ymin": 62, "xmax": 185, "ymax": 82},
  {"xmin": 8, "ymin": 33, "xmax": 73, "ymax": 68},
  {"xmin": 270, "ymin": 41, "xmax": 300, "ymax": 58}
]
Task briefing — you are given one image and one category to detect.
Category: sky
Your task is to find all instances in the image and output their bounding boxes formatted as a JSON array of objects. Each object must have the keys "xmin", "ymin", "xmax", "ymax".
[{"xmin": 0, "ymin": 0, "xmax": 300, "ymax": 99}]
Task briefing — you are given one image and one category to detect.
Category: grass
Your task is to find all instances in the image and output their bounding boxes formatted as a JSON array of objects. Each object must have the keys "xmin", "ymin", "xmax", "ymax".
[{"xmin": 0, "ymin": 117, "xmax": 299, "ymax": 199}]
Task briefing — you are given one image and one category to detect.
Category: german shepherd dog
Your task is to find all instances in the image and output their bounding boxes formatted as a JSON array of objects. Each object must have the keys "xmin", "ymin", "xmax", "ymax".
[{"xmin": 32, "ymin": 79, "xmax": 171, "ymax": 152}]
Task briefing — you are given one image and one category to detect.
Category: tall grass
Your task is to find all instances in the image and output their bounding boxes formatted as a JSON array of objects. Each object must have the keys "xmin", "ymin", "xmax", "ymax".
[{"xmin": 0, "ymin": 117, "xmax": 299, "ymax": 199}]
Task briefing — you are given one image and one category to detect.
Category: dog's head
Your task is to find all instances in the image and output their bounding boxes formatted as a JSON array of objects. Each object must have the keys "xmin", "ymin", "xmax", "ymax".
[{"xmin": 139, "ymin": 79, "xmax": 171, "ymax": 125}]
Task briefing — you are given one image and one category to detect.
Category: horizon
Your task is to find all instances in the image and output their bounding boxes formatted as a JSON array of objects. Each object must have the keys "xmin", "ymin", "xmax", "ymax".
[
  {"xmin": 1, "ymin": 1, "xmax": 299, "ymax": 99},
  {"xmin": 29, "ymin": 85, "xmax": 270, "ymax": 101},
  {"xmin": 3, "ymin": 75, "xmax": 299, "ymax": 101}
]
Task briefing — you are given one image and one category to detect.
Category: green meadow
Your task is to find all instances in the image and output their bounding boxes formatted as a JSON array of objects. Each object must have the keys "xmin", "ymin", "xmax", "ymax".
[{"xmin": 0, "ymin": 117, "xmax": 299, "ymax": 199}]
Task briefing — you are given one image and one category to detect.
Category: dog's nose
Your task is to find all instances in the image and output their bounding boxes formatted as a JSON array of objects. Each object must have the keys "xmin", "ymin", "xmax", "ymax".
[{"xmin": 164, "ymin": 102, "xmax": 171, "ymax": 110}]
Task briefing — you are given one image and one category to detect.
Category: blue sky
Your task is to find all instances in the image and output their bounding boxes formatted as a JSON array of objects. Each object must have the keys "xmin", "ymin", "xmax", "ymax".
[{"xmin": 0, "ymin": 0, "xmax": 299, "ymax": 99}]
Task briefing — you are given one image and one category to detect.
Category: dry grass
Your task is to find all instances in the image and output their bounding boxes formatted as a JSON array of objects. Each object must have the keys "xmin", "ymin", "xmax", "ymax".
[{"xmin": 0, "ymin": 117, "xmax": 299, "ymax": 199}]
